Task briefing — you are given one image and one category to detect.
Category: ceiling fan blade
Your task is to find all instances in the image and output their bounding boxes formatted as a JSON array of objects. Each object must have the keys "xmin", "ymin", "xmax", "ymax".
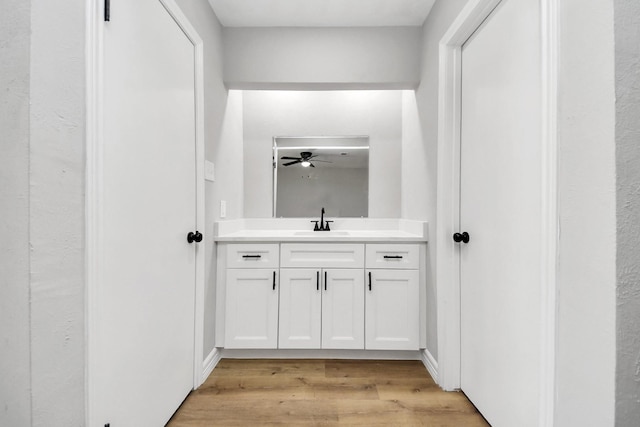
[
  {"xmin": 310, "ymin": 163, "xmax": 316, "ymax": 168},
  {"xmin": 280, "ymin": 156, "xmax": 301, "ymax": 160},
  {"xmin": 312, "ymin": 160, "xmax": 332, "ymax": 163},
  {"xmin": 283, "ymin": 160, "xmax": 301, "ymax": 166}
]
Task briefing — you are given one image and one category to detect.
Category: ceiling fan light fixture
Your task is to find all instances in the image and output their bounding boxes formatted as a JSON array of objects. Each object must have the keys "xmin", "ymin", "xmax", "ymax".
[{"xmin": 301, "ymin": 160, "xmax": 311, "ymax": 167}]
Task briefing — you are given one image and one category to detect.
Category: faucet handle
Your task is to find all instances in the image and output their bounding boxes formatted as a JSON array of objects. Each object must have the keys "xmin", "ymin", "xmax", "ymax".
[
  {"xmin": 310, "ymin": 220, "xmax": 320, "ymax": 231},
  {"xmin": 325, "ymin": 221, "xmax": 333, "ymax": 231}
]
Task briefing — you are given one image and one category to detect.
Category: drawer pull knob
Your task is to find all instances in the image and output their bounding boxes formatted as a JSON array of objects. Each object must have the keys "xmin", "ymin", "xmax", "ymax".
[
  {"xmin": 384, "ymin": 255, "xmax": 403, "ymax": 259},
  {"xmin": 242, "ymin": 255, "xmax": 262, "ymax": 259}
]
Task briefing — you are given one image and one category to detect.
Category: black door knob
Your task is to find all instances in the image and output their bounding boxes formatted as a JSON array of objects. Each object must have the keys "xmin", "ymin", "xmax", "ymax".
[
  {"xmin": 187, "ymin": 231, "xmax": 203, "ymax": 243},
  {"xmin": 453, "ymin": 232, "xmax": 470, "ymax": 244}
]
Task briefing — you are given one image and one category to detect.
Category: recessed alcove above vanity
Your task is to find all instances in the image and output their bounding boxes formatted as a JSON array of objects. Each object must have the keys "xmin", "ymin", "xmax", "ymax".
[
  {"xmin": 212, "ymin": 89, "xmax": 433, "ymax": 361},
  {"xmin": 242, "ymin": 90, "xmax": 404, "ymax": 219}
]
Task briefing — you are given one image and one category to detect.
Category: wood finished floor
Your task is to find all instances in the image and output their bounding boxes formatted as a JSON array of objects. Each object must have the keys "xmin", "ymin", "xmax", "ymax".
[{"xmin": 167, "ymin": 359, "xmax": 489, "ymax": 426}]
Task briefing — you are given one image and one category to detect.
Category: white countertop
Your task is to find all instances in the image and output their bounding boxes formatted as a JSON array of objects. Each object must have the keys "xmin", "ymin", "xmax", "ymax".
[{"xmin": 213, "ymin": 219, "xmax": 429, "ymax": 243}]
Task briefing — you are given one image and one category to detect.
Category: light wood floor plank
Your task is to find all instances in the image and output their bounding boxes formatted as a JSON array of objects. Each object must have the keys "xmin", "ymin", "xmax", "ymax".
[{"xmin": 167, "ymin": 359, "xmax": 489, "ymax": 427}]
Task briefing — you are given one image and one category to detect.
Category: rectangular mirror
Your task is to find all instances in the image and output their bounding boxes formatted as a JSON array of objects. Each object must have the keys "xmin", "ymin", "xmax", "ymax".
[{"xmin": 273, "ymin": 136, "xmax": 369, "ymax": 218}]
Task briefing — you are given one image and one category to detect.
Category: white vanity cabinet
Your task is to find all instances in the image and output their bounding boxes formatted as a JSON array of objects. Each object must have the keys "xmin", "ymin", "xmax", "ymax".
[
  {"xmin": 279, "ymin": 244, "xmax": 365, "ymax": 350},
  {"xmin": 365, "ymin": 244, "xmax": 420, "ymax": 350},
  {"xmin": 217, "ymin": 240, "xmax": 425, "ymax": 353},
  {"xmin": 224, "ymin": 244, "xmax": 279, "ymax": 349}
]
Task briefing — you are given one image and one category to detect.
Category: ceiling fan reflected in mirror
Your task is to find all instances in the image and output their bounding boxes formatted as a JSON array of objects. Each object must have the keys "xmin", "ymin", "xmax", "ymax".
[{"xmin": 281, "ymin": 151, "xmax": 332, "ymax": 168}]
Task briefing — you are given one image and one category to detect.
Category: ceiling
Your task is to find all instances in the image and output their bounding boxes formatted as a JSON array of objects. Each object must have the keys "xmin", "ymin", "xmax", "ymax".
[{"xmin": 207, "ymin": 0, "xmax": 436, "ymax": 27}]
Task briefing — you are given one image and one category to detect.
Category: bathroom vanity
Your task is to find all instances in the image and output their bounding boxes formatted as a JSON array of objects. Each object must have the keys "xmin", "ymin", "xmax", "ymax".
[{"xmin": 214, "ymin": 219, "xmax": 428, "ymax": 358}]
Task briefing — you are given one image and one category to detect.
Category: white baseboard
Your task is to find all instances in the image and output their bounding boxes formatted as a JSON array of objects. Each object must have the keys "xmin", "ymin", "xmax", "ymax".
[
  {"xmin": 221, "ymin": 349, "xmax": 422, "ymax": 360},
  {"xmin": 421, "ymin": 349, "xmax": 439, "ymax": 384},
  {"xmin": 201, "ymin": 347, "xmax": 222, "ymax": 384}
]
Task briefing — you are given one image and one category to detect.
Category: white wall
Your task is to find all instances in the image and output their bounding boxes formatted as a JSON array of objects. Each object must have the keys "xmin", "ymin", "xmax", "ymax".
[
  {"xmin": 614, "ymin": 0, "xmax": 640, "ymax": 424},
  {"xmin": 174, "ymin": 0, "xmax": 235, "ymax": 359},
  {"xmin": 243, "ymin": 90, "xmax": 402, "ymax": 219},
  {"xmin": 203, "ymin": 88, "xmax": 242, "ymax": 356},
  {"xmin": 223, "ymin": 27, "xmax": 422, "ymax": 90},
  {"xmin": 413, "ymin": 0, "xmax": 470, "ymax": 362},
  {"xmin": 29, "ymin": 0, "xmax": 87, "ymax": 425},
  {"xmin": 555, "ymin": 1, "xmax": 616, "ymax": 425},
  {"xmin": 401, "ymin": 91, "xmax": 431, "ymax": 221},
  {"xmin": 213, "ymin": 90, "xmax": 244, "ymax": 222},
  {"xmin": 0, "ymin": 1, "xmax": 31, "ymax": 425}
]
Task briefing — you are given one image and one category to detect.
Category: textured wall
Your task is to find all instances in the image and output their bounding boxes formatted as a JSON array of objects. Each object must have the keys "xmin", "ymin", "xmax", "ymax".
[
  {"xmin": 223, "ymin": 26, "xmax": 422, "ymax": 89},
  {"xmin": 413, "ymin": 0, "xmax": 469, "ymax": 361},
  {"xmin": 0, "ymin": 0, "xmax": 32, "ymax": 425},
  {"xmin": 555, "ymin": 0, "xmax": 616, "ymax": 425},
  {"xmin": 175, "ymin": 0, "xmax": 231, "ymax": 364},
  {"xmin": 615, "ymin": 0, "xmax": 640, "ymax": 424},
  {"xmin": 29, "ymin": 0, "xmax": 87, "ymax": 425}
]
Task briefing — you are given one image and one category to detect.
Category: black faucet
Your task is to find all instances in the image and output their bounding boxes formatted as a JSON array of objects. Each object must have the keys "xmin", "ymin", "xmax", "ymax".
[{"xmin": 311, "ymin": 207, "xmax": 333, "ymax": 231}]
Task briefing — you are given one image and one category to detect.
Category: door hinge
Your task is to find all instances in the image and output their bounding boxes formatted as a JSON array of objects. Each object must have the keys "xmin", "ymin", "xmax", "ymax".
[{"xmin": 104, "ymin": 0, "xmax": 110, "ymax": 22}]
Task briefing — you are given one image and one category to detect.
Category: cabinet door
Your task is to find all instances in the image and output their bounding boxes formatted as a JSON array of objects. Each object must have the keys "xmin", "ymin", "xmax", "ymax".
[
  {"xmin": 279, "ymin": 269, "xmax": 321, "ymax": 349},
  {"xmin": 366, "ymin": 269, "xmax": 419, "ymax": 350},
  {"xmin": 225, "ymin": 269, "xmax": 278, "ymax": 349},
  {"xmin": 322, "ymin": 269, "xmax": 365, "ymax": 349}
]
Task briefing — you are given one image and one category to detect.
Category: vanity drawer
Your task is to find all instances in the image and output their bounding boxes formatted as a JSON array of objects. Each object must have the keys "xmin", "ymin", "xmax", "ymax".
[
  {"xmin": 227, "ymin": 244, "xmax": 279, "ymax": 269},
  {"xmin": 281, "ymin": 243, "xmax": 364, "ymax": 268},
  {"xmin": 365, "ymin": 244, "xmax": 419, "ymax": 269}
]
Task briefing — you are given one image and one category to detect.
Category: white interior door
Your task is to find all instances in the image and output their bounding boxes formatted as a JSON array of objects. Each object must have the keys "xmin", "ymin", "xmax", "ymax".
[
  {"xmin": 459, "ymin": 0, "xmax": 542, "ymax": 426},
  {"xmin": 95, "ymin": 1, "xmax": 197, "ymax": 425}
]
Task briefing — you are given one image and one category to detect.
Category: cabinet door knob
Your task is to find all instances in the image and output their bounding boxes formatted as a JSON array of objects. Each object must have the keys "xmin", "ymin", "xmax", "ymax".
[
  {"xmin": 273, "ymin": 271, "xmax": 276, "ymax": 290},
  {"xmin": 324, "ymin": 271, "xmax": 327, "ymax": 291},
  {"xmin": 316, "ymin": 271, "xmax": 320, "ymax": 291},
  {"xmin": 368, "ymin": 271, "xmax": 372, "ymax": 291}
]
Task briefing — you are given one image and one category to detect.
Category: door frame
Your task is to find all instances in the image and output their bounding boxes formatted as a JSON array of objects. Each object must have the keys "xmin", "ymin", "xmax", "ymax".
[
  {"xmin": 435, "ymin": 0, "xmax": 558, "ymax": 425},
  {"xmin": 85, "ymin": 0, "xmax": 206, "ymax": 424}
]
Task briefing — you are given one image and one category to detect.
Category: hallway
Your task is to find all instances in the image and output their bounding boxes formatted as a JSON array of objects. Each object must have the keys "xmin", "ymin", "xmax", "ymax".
[{"xmin": 168, "ymin": 359, "xmax": 489, "ymax": 426}]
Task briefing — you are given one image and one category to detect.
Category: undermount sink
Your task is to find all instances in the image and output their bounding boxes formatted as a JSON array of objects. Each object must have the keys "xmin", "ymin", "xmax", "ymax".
[{"xmin": 294, "ymin": 231, "xmax": 351, "ymax": 237}]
